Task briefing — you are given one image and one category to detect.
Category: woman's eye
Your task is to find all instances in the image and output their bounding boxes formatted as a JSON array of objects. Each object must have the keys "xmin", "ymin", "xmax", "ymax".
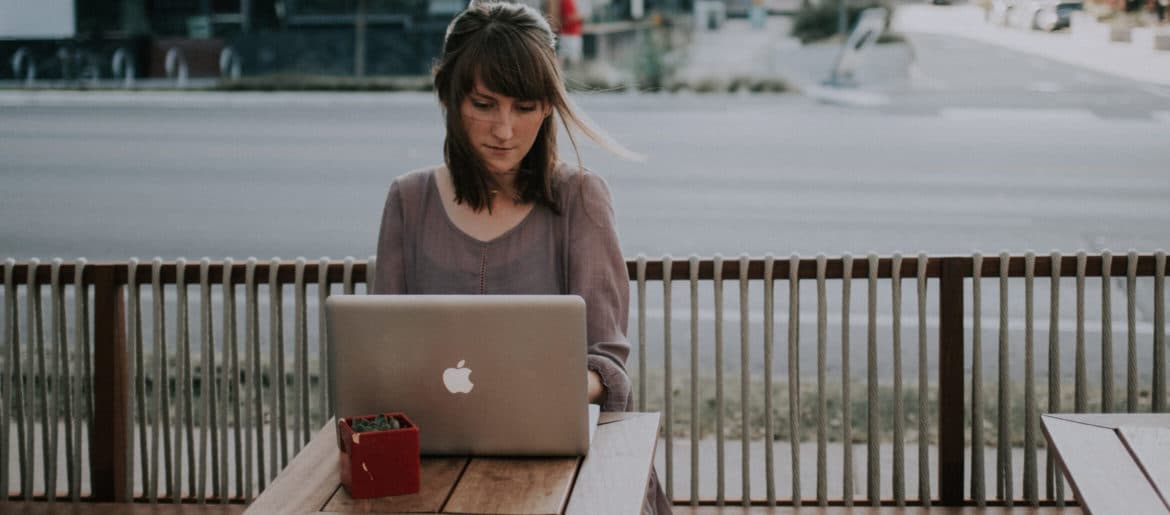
[
  {"xmin": 516, "ymin": 104, "xmax": 537, "ymax": 112},
  {"xmin": 472, "ymin": 101, "xmax": 491, "ymax": 110}
]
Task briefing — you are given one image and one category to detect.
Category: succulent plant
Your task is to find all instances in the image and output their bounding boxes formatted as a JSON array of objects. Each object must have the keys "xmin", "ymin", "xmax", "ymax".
[{"xmin": 352, "ymin": 414, "xmax": 402, "ymax": 433}]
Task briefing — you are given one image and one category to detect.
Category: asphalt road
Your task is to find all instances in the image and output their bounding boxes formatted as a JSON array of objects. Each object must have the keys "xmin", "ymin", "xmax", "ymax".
[{"xmin": 2, "ymin": 29, "xmax": 1168, "ymax": 386}]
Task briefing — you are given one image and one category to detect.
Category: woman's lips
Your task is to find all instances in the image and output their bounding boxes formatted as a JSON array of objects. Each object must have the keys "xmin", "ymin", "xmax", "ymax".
[{"xmin": 484, "ymin": 144, "xmax": 512, "ymax": 155}]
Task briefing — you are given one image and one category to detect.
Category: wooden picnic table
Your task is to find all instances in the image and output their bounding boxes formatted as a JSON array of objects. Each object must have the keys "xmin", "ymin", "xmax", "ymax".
[
  {"xmin": 1041, "ymin": 413, "xmax": 1170, "ymax": 515},
  {"xmin": 245, "ymin": 412, "xmax": 660, "ymax": 515}
]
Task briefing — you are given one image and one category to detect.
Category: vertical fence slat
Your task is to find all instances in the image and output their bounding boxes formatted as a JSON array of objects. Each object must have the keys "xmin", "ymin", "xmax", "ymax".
[
  {"xmin": 1127, "ymin": 251, "xmax": 1139, "ymax": 412},
  {"xmin": 317, "ymin": 257, "xmax": 330, "ymax": 430},
  {"xmin": 179, "ymin": 259, "xmax": 195, "ymax": 496},
  {"xmin": 47, "ymin": 260, "xmax": 62, "ymax": 502},
  {"xmin": 661, "ymin": 255, "xmax": 673, "ymax": 501},
  {"xmin": 916, "ymin": 253, "xmax": 930, "ymax": 506},
  {"xmin": 270, "ymin": 258, "xmax": 287, "ymax": 474},
  {"xmin": 713, "ymin": 254, "xmax": 725, "ymax": 506},
  {"xmin": 242, "ymin": 259, "xmax": 253, "ymax": 502},
  {"xmin": 294, "ymin": 258, "xmax": 309, "ymax": 451},
  {"xmin": 149, "ymin": 258, "xmax": 164, "ymax": 502},
  {"xmin": 131, "ymin": 258, "xmax": 148, "ymax": 500},
  {"xmin": 71, "ymin": 259, "xmax": 88, "ymax": 502},
  {"xmin": 217, "ymin": 258, "xmax": 231, "ymax": 503},
  {"xmin": 176, "ymin": 258, "xmax": 192, "ymax": 502},
  {"xmin": 738, "ymin": 254, "xmax": 750, "ymax": 507},
  {"xmin": 997, "ymin": 252, "xmax": 1012, "ymax": 505},
  {"xmin": 764, "ymin": 255, "xmax": 778, "ymax": 507},
  {"xmin": 815, "ymin": 255, "xmax": 827, "ymax": 507},
  {"xmin": 971, "ymin": 253, "xmax": 985, "ymax": 506},
  {"xmin": 246, "ymin": 258, "xmax": 264, "ymax": 496},
  {"xmin": 366, "ymin": 256, "xmax": 375, "ymax": 294},
  {"xmin": 54, "ymin": 259, "xmax": 73, "ymax": 501},
  {"xmin": 1101, "ymin": 251, "xmax": 1114, "ymax": 413},
  {"xmin": 840, "ymin": 254, "xmax": 853, "ymax": 506},
  {"xmin": 227, "ymin": 258, "xmax": 241, "ymax": 502},
  {"xmin": 342, "ymin": 257, "xmax": 355, "ymax": 296},
  {"xmin": 1023, "ymin": 252, "xmax": 1037, "ymax": 506},
  {"xmin": 31, "ymin": 258, "xmax": 51, "ymax": 501},
  {"xmin": 1047, "ymin": 251, "xmax": 1064, "ymax": 505},
  {"xmin": 688, "ymin": 256, "xmax": 699, "ymax": 506},
  {"xmin": 891, "ymin": 253, "xmax": 905, "ymax": 506},
  {"xmin": 15, "ymin": 259, "xmax": 33, "ymax": 500},
  {"xmin": 1075, "ymin": 252, "xmax": 1087, "ymax": 413},
  {"xmin": 636, "ymin": 256, "xmax": 646, "ymax": 413},
  {"xmin": 865, "ymin": 254, "xmax": 879, "ymax": 507},
  {"xmin": 160, "ymin": 260, "xmax": 173, "ymax": 502},
  {"xmin": 784, "ymin": 254, "xmax": 797, "ymax": 507},
  {"xmin": 160, "ymin": 261, "xmax": 174, "ymax": 501},
  {"xmin": 1, "ymin": 260, "xmax": 13, "ymax": 501},
  {"xmin": 198, "ymin": 258, "xmax": 213, "ymax": 503},
  {"xmin": 1155, "ymin": 251, "xmax": 1166, "ymax": 413}
]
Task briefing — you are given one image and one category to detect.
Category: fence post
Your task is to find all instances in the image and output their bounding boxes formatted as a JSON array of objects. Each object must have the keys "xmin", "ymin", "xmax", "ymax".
[
  {"xmin": 938, "ymin": 257, "xmax": 966, "ymax": 505},
  {"xmin": 91, "ymin": 265, "xmax": 129, "ymax": 501}
]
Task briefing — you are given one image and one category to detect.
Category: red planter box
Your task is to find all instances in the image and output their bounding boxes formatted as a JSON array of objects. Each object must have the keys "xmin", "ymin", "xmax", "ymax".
[{"xmin": 337, "ymin": 412, "xmax": 420, "ymax": 498}]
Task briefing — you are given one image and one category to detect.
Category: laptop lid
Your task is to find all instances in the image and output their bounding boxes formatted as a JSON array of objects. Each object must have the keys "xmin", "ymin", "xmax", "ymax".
[{"xmin": 327, "ymin": 294, "xmax": 591, "ymax": 456}]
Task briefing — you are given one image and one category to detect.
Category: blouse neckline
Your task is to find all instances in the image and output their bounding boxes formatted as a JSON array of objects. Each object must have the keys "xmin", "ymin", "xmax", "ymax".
[{"xmin": 428, "ymin": 168, "xmax": 539, "ymax": 246}]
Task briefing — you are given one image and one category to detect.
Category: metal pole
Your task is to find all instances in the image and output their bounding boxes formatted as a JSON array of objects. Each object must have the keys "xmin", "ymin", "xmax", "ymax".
[
  {"xmin": 838, "ymin": 0, "xmax": 848, "ymax": 37},
  {"xmin": 355, "ymin": 0, "xmax": 367, "ymax": 78}
]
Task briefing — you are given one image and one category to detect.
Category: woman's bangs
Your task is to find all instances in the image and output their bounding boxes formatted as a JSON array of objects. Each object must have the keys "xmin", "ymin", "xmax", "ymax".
[{"xmin": 469, "ymin": 31, "xmax": 554, "ymax": 102}]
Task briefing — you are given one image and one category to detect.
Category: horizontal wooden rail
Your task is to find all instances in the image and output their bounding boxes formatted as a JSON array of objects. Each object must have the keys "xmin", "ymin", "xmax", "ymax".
[{"xmin": 2, "ymin": 253, "xmax": 1167, "ymax": 284}]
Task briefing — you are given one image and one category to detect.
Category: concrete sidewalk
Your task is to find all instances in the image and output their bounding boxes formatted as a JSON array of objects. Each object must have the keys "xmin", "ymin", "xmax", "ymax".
[{"xmin": 892, "ymin": 4, "xmax": 1170, "ymax": 86}]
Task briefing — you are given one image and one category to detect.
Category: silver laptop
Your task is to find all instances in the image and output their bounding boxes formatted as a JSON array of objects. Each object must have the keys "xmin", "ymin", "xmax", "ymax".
[{"xmin": 327, "ymin": 294, "xmax": 594, "ymax": 456}]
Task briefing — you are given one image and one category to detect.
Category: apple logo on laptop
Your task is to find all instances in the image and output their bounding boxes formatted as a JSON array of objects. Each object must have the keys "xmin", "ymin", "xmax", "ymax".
[{"xmin": 443, "ymin": 360, "xmax": 474, "ymax": 394}]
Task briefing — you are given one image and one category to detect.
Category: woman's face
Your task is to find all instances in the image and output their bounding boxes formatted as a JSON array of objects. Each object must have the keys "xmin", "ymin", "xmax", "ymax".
[{"xmin": 460, "ymin": 81, "xmax": 548, "ymax": 176}]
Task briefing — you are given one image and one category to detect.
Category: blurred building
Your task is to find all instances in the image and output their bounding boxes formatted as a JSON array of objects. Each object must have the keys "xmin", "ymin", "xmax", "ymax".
[{"xmin": 0, "ymin": 0, "xmax": 691, "ymax": 81}]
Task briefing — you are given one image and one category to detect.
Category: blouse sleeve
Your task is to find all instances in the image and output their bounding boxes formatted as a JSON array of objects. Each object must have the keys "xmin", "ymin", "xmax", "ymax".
[
  {"xmin": 373, "ymin": 179, "xmax": 406, "ymax": 295},
  {"xmin": 568, "ymin": 173, "xmax": 633, "ymax": 412}
]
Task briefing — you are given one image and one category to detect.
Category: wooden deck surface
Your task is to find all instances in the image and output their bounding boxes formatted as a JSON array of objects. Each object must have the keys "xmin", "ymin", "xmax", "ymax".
[{"xmin": 672, "ymin": 507, "xmax": 1083, "ymax": 514}]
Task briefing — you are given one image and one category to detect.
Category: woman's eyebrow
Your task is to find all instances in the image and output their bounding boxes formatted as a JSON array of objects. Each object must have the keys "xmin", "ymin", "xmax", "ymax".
[{"xmin": 471, "ymin": 90, "xmax": 501, "ymax": 101}]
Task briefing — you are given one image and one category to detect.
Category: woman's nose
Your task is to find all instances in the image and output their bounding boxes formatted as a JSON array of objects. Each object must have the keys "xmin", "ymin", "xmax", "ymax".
[{"xmin": 490, "ymin": 113, "xmax": 514, "ymax": 140}]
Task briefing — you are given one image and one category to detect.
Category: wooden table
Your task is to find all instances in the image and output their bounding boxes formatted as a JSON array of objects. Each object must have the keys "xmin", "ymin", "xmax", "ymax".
[
  {"xmin": 1041, "ymin": 413, "xmax": 1170, "ymax": 515},
  {"xmin": 245, "ymin": 412, "xmax": 660, "ymax": 515}
]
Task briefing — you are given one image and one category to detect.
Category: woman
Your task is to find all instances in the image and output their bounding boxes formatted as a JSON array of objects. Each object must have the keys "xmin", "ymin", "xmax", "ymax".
[{"xmin": 372, "ymin": 2, "xmax": 670, "ymax": 513}]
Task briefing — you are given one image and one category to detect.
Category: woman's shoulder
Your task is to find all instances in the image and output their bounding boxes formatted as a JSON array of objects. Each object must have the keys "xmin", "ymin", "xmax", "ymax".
[
  {"xmin": 553, "ymin": 162, "xmax": 616, "ymax": 227},
  {"xmin": 388, "ymin": 166, "xmax": 439, "ymax": 197},
  {"xmin": 552, "ymin": 161, "xmax": 611, "ymax": 199}
]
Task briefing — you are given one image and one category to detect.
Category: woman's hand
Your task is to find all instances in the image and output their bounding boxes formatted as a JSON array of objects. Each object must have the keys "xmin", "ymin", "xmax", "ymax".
[{"xmin": 587, "ymin": 369, "xmax": 604, "ymax": 403}]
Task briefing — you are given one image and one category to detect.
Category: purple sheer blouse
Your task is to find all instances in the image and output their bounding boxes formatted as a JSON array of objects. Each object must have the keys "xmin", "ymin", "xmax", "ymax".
[{"xmin": 372, "ymin": 164, "xmax": 633, "ymax": 412}]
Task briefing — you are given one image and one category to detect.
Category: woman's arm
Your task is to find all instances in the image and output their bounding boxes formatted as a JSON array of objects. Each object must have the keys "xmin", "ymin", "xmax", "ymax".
[
  {"xmin": 568, "ymin": 172, "xmax": 632, "ymax": 412},
  {"xmin": 373, "ymin": 179, "xmax": 406, "ymax": 295}
]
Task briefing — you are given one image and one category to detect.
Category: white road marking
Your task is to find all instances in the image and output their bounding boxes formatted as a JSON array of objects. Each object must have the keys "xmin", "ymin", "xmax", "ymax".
[
  {"xmin": 939, "ymin": 107, "xmax": 1097, "ymax": 122},
  {"xmin": 1139, "ymin": 84, "xmax": 1170, "ymax": 99},
  {"xmin": 1029, "ymin": 81, "xmax": 1063, "ymax": 93}
]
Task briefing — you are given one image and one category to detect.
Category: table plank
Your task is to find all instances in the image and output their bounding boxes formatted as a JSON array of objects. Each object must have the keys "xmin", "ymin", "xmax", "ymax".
[
  {"xmin": 1119, "ymin": 425, "xmax": 1170, "ymax": 507},
  {"xmin": 565, "ymin": 412, "xmax": 660, "ymax": 515},
  {"xmin": 323, "ymin": 457, "xmax": 469, "ymax": 513},
  {"xmin": 443, "ymin": 457, "xmax": 579, "ymax": 515},
  {"xmin": 245, "ymin": 421, "xmax": 341, "ymax": 514},
  {"xmin": 1050, "ymin": 413, "xmax": 1170, "ymax": 429},
  {"xmin": 1042, "ymin": 414, "xmax": 1170, "ymax": 515}
]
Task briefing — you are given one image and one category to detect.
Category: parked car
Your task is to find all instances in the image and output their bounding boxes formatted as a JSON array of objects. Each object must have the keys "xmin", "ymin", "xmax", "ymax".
[
  {"xmin": 1026, "ymin": 0, "xmax": 1083, "ymax": 30},
  {"xmin": 987, "ymin": 0, "xmax": 1081, "ymax": 30}
]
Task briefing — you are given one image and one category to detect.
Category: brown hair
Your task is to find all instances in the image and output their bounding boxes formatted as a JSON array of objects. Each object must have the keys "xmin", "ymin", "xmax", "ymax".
[{"xmin": 432, "ymin": 0, "xmax": 636, "ymax": 214}]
